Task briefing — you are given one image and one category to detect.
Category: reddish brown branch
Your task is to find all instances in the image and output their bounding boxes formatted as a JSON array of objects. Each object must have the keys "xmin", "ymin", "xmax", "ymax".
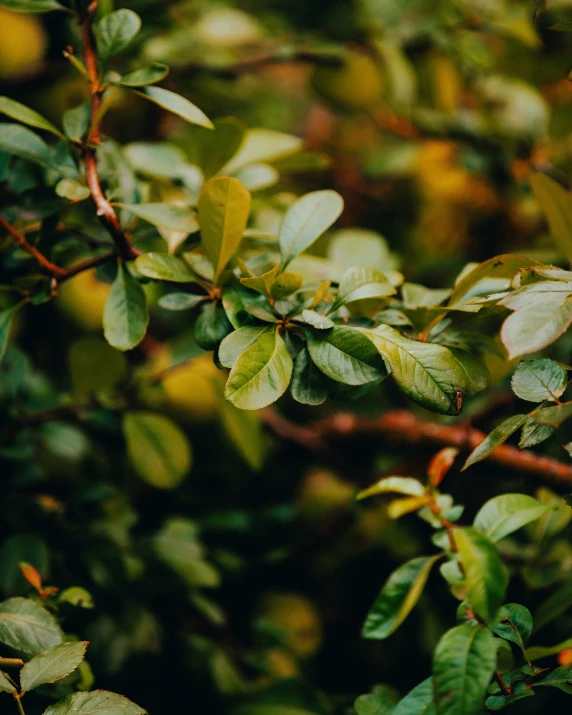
[
  {"xmin": 80, "ymin": 1, "xmax": 138, "ymax": 261},
  {"xmin": 261, "ymin": 409, "xmax": 572, "ymax": 487},
  {"xmin": 0, "ymin": 216, "xmax": 65, "ymax": 279},
  {"xmin": 58, "ymin": 250, "xmax": 115, "ymax": 282}
]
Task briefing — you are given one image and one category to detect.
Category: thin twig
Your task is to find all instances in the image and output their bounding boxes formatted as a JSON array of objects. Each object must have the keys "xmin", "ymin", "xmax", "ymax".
[
  {"xmin": 261, "ymin": 409, "xmax": 572, "ymax": 487},
  {"xmin": 0, "ymin": 216, "xmax": 65, "ymax": 279},
  {"xmin": 58, "ymin": 250, "xmax": 115, "ymax": 282},
  {"xmin": 80, "ymin": 0, "xmax": 139, "ymax": 260}
]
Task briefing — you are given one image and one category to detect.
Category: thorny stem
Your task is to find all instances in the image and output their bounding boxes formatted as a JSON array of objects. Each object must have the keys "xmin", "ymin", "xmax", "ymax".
[{"xmin": 80, "ymin": 0, "xmax": 139, "ymax": 261}]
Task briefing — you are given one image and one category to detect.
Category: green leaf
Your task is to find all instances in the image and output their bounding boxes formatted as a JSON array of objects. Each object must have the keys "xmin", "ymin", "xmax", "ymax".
[
  {"xmin": 154, "ymin": 518, "xmax": 219, "ymax": 587},
  {"xmin": 511, "ymin": 358, "xmax": 567, "ymax": 402},
  {"xmin": 233, "ymin": 163, "xmax": 279, "ymax": 192},
  {"xmin": 532, "ymin": 400, "xmax": 572, "ymax": 426},
  {"xmin": 354, "ymin": 694, "xmax": 394, "ymax": 715},
  {"xmin": 199, "ymin": 117, "xmax": 245, "ymax": 179},
  {"xmin": 135, "ymin": 252, "xmax": 195, "ymax": 282},
  {"xmin": 240, "ymin": 264, "xmax": 281, "ymax": 297},
  {"xmin": 225, "ymin": 328, "xmax": 293, "ymax": 410},
  {"xmin": 299, "ymin": 309, "xmax": 334, "ymax": 330},
  {"xmin": 499, "ymin": 286, "xmax": 572, "ymax": 360},
  {"xmin": 158, "ymin": 293, "xmax": 205, "ymax": 311},
  {"xmin": 535, "ymin": 666, "xmax": 572, "ymax": 693},
  {"xmin": 43, "ymin": 690, "xmax": 147, "ymax": 715},
  {"xmin": 0, "ymin": 124, "xmax": 71, "ymax": 175},
  {"xmin": 194, "ymin": 302, "xmax": 233, "ymax": 351},
  {"xmin": 449, "ymin": 254, "xmax": 540, "ymax": 305},
  {"xmin": 362, "ymin": 555, "xmax": 440, "ymax": 639},
  {"xmin": 393, "ymin": 678, "xmax": 435, "ymax": 715},
  {"xmin": 527, "ymin": 638, "xmax": 572, "ymax": 661},
  {"xmin": 219, "ymin": 400, "xmax": 265, "ymax": 471},
  {"xmin": 0, "ymin": 597, "xmax": 63, "ymax": 655},
  {"xmin": 486, "ymin": 690, "xmax": 535, "ymax": 710},
  {"xmin": 307, "ymin": 326, "xmax": 387, "ymax": 386},
  {"xmin": 219, "ymin": 326, "xmax": 269, "ymax": 368},
  {"xmin": 433, "ymin": 624, "xmax": 496, "ymax": 715},
  {"xmin": 55, "ymin": 179, "xmax": 90, "ymax": 201},
  {"xmin": 448, "ymin": 348, "xmax": 490, "ymax": 398},
  {"xmin": 113, "ymin": 63, "xmax": 169, "ymax": 88},
  {"xmin": 198, "ymin": 177, "xmax": 252, "ymax": 283},
  {"xmin": 133, "ymin": 86, "xmax": 213, "ymax": 129},
  {"xmin": 357, "ymin": 476, "xmax": 426, "ymax": 501},
  {"xmin": 290, "ymin": 347, "xmax": 328, "ymax": 405},
  {"xmin": 123, "ymin": 411, "xmax": 192, "ymax": 489},
  {"xmin": 462, "ymin": 415, "xmax": 528, "ymax": 470},
  {"xmin": 367, "ymin": 326, "xmax": 470, "ymax": 415},
  {"xmin": 455, "ymin": 528, "xmax": 508, "ymax": 622},
  {"xmin": 103, "ymin": 263, "xmax": 149, "ymax": 351},
  {"xmin": 0, "ymin": 669, "xmax": 15, "ymax": 693},
  {"xmin": 0, "ymin": 305, "xmax": 17, "ymax": 361},
  {"xmin": 279, "ymin": 190, "xmax": 344, "ymax": 264},
  {"xmin": 94, "ymin": 9, "xmax": 141, "ymax": 63},
  {"xmin": 0, "ymin": 97, "xmax": 64, "ymax": 139},
  {"xmin": 518, "ymin": 418, "xmax": 555, "ymax": 448},
  {"xmin": 0, "ymin": 0, "xmax": 65, "ymax": 11},
  {"xmin": 20, "ymin": 641, "xmax": 87, "ymax": 692},
  {"xmin": 270, "ymin": 272, "xmax": 303, "ymax": 300},
  {"xmin": 120, "ymin": 203, "xmax": 198, "ymax": 233},
  {"xmin": 68, "ymin": 337, "xmax": 126, "ymax": 399},
  {"xmin": 490, "ymin": 604, "xmax": 532, "ymax": 654},
  {"xmin": 473, "ymin": 494, "xmax": 551, "ymax": 542},
  {"xmin": 57, "ymin": 587, "xmax": 93, "ymax": 609},
  {"xmin": 335, "ymin": 267, "xmax": 396, "ymax": 307},
  {"xmin": 62, "ymin": 104, "xmax": 90, "ymax": 142},
  {"xmin": 533, "ymin": 582, "xmax": 572, "ymax": 633},
  {"xmin": 221, "ymin": 127, "xmax": 303, "ymax": 175},
  {"xmin": 530, "ymin": 173, "xmax": 572, "ymax": 265}
]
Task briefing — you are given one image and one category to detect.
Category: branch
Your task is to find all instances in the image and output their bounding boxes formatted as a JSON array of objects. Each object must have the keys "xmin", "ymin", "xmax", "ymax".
[
  {"xmin": 0, "ymin": 216, "xmax": 65, "ymax": 279},
  {"xmin": 58, "ymin": 250, "xmax": 114, "ymax": 282},
  {"xmin": 80, "ymin": 1, "xmax": 138, "ymax": 261},
  {"xmin": 262, "ymin": 409, "xmax": 572, "ymax": 487}
]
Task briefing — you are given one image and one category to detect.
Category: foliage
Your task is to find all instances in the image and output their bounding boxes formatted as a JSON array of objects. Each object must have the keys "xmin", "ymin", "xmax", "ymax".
[{"xmin": 2, "ymin": 0, "xmax": 572, "ymax": 713}]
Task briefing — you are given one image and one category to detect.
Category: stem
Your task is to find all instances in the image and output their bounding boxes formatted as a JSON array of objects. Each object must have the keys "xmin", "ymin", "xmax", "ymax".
[
  {"xmin": 13, "ymin": 695, "xmax": 26, "ymax": 715},
  {"xmin": 80, "ymin": 0, "xmax": 138, "ymax": 261},
  {"xmin": 494, "ymin": 671, "xmax": 512, "ymax": 697},
  {"xmin": 0, "ymin": 216, "xmax": 65, "ymax": 279},
  {"xmin": 58, "ymin": 250, "xmax": 115, "ymax": 282}
]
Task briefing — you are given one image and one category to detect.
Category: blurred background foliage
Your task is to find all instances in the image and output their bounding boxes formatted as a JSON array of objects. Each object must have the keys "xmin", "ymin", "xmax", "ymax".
[{"xmin": 3, "ymin": 0, "xmax": 572, "ymax": 712}]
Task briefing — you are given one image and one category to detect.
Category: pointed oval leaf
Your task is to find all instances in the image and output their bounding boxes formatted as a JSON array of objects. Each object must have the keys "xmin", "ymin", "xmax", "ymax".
[
  {"xmin": 357, "ymin": 477, "xmax": 425, "ymax": 501},
  {"xmin": 219, "ymin": 326, "xmax": 269, "ymax": 368},
  {"xmin": 198, "ymin": 177, "xmax": 252, "ymax": 283},
  {"xmin": 123, "ymin": 411, "xmax": 192, "ymax": 489},
  {"xmin": 0, "ymin": 97, "xmax": 64, "ymax": 139},
  {"xmin": 0, "ymin": 124, "xmax": 70, "ymax": 175},
  {"xmin": 279, "ymin": 190, "xmax": 344, "ymax": 264},
  {"xmin": 55, "ymin": 178, "xmax": 90, "ymax": 201},
  {"xmin": 362, "ymin": 555, "xmax": 440, "ymax": 640},
  {"xmin": 158, "ymin": 293, "xmax": 205, "ymax": 311},
  {"xmin": 199, "ymin": 117, "xmax": 245, "ymax": 179},
  {"xmin": 103, "ymin": 263, "xmax": 149, "ymax": 351},
  {"xmin": 94, "ymin": 9, "xmax": 141, "ymax": 63},
  {"xmin": 433, "ymin": 624, "xmax": 497, "ymax": 715},
  {"xmin": 354, "ymin": 694, "xmax": 394, "ymax": 715},
  {"xmin": 474, "ymin": 494, "xmax": 552, "ymax": 542},
  {"xmin": 120, "ymin": 203, "xmax": 198, "ymax": 233},
  {"xmin": 300, "ymin": 309, "xmax": 334, "ymax": 330},
  {"xmin": 21, "ymin": 640, "xmax": 87, "ymax": 692},
  {"xmin": 113, "ymin": 63, "xmax": 169, "ymax": 88},
  {"xmin": 307, "ymin": 326, "xmax": 387, "ymax": 386},
  {"xmin": 270, "ymin": 271, "xmax": 303, "ymax": 300},
  {"xmin": 393, "ymin": 678, "xmax": 435, "ymax": 715},
  {"xmin": 134, "ymin": 252, "xmax": 195, "ymax": 282},
  {"xmin": 535, "ymin": 666, "xmax": 572, "ymax": 694},
  {"xmin": 533, "ymin": 400, "xmax": 572, "ymax": 426},
  {"xmin": 501, "ymin": 295, "xmax": 572, "ymax": 360},
  {"xmin": 455, "ymin": 528, "xmax": 508, "ymax": 622},
  {"xmin": 368, "ymin": 326, "xmax": 471, "ymax": 415},
  {"xmin": 225, "ymin": 328, "xmax": 293, "ymax": 410},
  {"xmin": 491, "ymin": 604, "xmax": 533, "ymax": 653},
  {"xmin": 0, "ymin": 669, "xmax": 15, "ymax": 693},
  {"xmin": 512, "ymin": 358, "xmax": 567, "ymax": 402},
  {"xmin": 0, "ymin": 597, "xmax": 63, "ymax": 655},
  {"xmin": 449, "ymin": 254, "xmax": 540, "ymax": 305},
  {"xmin": 134, "ymin": 86, "xmax": 213, "ymax": 129},
  {"xmin": 43, "ymin": 690, "xmax": 146, "ymax": 715},
  {"xmin": 194, "ymin": 301, "xmax": 232, "ymax": 350},
  {"xmin": 240, "ymin": 264, "xmax": 281, "ymax": 297},
  {"xmin": 336, "ymin": 267, "xmax": 396, "ymax": 307},
  {"xmin": 462, "ymin": 414, "xmax": 528, "ymax": 470},
  {"xmin": 290, "ymin": 347, "xmax": 328, "ymax": 406}
]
